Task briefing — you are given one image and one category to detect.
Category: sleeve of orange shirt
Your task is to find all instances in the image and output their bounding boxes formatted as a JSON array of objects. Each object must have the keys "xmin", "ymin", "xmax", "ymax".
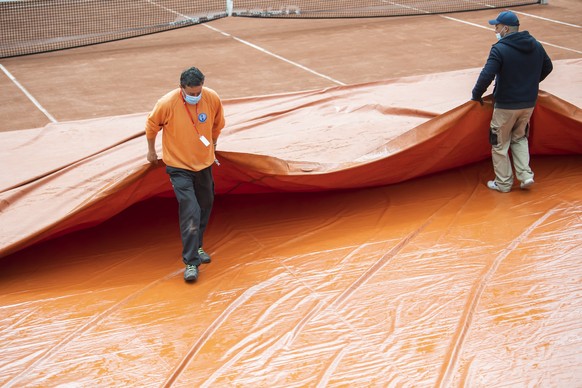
[{"xmin": 145, "ymin": 92, "xmax": 171, "ymax": 140}]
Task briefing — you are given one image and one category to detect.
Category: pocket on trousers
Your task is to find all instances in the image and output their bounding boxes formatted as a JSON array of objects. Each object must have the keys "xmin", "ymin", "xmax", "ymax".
[{"xmin": 489, "ymin": 127, "xmax": 499, "ymax": 146}]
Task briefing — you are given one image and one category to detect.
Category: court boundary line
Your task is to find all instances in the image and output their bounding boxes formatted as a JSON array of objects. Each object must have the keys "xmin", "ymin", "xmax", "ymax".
[
  {"xmin": 443, "ymin": 15, "xmax": 582, "ymax": 54},
  {"xmin": 201, "ymin": 7, "xmax": 581, "ymax": 88},
  {"xmin": 203, "ymin": 24, "xmax": 347, "ymax": 86},
  {"xmin": 513, "ymin": 10, "xmax": 581, "ymax": 28},
  {"xmin": 0, "ymin": 63, "xmax": 57, "ymax": 123},
  {"xmin": 145, "ymin": 0, "xmax": 347, "ymax": 86},
  {"xmin": 3, "ymin": 4, "xmax": 580, "ymax": 123},
  {"xmin": 388, "ymin": 0, "xmax": 582, "ymax": 53}
]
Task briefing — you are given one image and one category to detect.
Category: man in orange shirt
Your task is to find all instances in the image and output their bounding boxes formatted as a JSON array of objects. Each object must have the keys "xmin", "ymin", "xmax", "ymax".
[{"xmin": 146, "ymin": 67, "xmax": 225, "ymax": 282}]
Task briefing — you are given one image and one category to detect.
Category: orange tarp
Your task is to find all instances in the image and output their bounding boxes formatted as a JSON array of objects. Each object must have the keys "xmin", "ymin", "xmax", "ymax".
[{"xmin": 0, "ymin": 60, "xmax": 581, "ymax": 386}]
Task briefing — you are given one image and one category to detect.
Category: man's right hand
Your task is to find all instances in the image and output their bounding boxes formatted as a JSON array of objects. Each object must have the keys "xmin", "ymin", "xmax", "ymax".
[
  {"xmin": 147, "ymin": 150, "xmax": 158, "ymax": 165},
  {"xmin": 471, "ymin": 97, "xmax": 484, "ymax": 106}
]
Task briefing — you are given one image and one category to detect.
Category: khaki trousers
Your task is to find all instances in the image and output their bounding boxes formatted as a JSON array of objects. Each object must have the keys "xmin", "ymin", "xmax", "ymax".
[{"xmin": 489, "ymin": 107, "xmax": 535, "ymax": 191}]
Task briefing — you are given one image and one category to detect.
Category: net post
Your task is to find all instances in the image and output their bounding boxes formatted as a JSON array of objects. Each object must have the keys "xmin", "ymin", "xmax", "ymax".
[{"xmin": 226, "ymin": 0, "xmax": 233, "ymax": 16}]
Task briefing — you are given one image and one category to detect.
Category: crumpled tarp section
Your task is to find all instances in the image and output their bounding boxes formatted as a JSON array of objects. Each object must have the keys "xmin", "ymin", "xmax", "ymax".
[
  {"xmin": 0, "ymin": 60, "xmax": 581, "ymax": 386},
  {"xmin": 1, "ymin": 60, "xmax": 580, "ymax": 258}
]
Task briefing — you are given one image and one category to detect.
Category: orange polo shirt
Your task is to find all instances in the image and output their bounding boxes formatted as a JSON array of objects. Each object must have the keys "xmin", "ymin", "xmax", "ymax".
[{"xmin": 145, "ymin": 87, "xmax": 225, "ymax": 172}]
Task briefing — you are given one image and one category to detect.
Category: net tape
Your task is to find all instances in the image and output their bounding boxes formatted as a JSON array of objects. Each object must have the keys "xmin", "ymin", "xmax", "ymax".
[{"xmin": 1, "ymin": 0, "xmax": 540, "ymax": 58}]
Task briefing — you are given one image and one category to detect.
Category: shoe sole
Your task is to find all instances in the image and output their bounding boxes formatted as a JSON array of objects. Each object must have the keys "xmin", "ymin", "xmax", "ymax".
[{"xmin": 520, "ymin": 181, "xmax": 534, "ymax": 189}]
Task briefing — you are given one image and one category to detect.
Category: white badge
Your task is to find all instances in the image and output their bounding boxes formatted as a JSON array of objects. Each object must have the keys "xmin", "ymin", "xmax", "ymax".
[{"xmin": 199, "ymin": 135, "xmax": 210, "ymax": 147}]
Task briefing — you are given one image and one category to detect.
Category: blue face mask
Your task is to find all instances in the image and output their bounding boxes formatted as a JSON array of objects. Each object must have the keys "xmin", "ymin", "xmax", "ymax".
[{"xmin": 183, "ymin": 90, "xmax": 202, "ymax": 105}]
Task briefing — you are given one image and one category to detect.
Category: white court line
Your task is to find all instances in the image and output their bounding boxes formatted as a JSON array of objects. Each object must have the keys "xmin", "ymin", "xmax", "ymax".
[
  {"xmin": 203, "ymin": 23, "xmax": 346, "ymax": 86},
  {"xmin": 0, "ymin": 64, "xmax": 57, "ymax": 123},
  {"xmin": 513, "ymin": 11, "xmax": 581, "ymax": 28},
  {"xmin": 386, "ymin": 0, "xmax": 582, "ymax": 54},
  {"xmin": 3, "ymin": 3, "xmax": 578, "ymax": 122},
  {"xmin": 4, "ymin": 0, "xmax": 344, "ymax": 123},
  {"xmin": 441, "ymin": 16, "xmax": 491, "ymax": 30},
  {"xmin": 534, "ymin": 40, "xmax": 582, "ymax": 54},
  {"xmin": 145, "ymin": 0, "xmax": 346, "ymax": 86},
  {"xmin": 443, "ymin": 15, "xmax": 582, "ymax": 54}
]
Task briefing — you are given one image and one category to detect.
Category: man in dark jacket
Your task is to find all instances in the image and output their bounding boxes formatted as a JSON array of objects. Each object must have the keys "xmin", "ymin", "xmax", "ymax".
[{"xmin": 472, "ymin": 10, "xmax": 553, "ymax": 193}]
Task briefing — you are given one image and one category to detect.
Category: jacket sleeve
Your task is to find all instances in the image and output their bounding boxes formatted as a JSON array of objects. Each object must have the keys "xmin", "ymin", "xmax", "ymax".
[
  {"xmin": 472, "ymin": 46, "xmax": 501, "ymax": 100},
  {"xmin": 539, "ymin": 44, "xmax": 553, "ymax": 82}
]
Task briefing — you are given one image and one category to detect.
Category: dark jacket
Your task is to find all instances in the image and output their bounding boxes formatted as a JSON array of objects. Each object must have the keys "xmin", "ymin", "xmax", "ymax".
[{"xmin": 472, "ymin": 31, "xmax": 553, "ymax": 109}]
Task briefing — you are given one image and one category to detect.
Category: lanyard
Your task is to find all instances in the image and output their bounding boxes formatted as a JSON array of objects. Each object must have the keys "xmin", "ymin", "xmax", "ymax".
[
  {"xmin": 181, "ymin": 92, "xmax": 211, "ymax": 147},
  {"xmin": 181, "ymin": 92, "xmax": 200, "ymax": 136}
]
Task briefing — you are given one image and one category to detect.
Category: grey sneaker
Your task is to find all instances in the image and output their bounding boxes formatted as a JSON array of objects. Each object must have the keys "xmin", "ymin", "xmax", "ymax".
[
  {"xmin": 487, "ymin": 180, "xmax": 510, "ymax": 193},
  {"xmin": 184, "ymin": 264, "xmax": 199, "ymax": 282},
  {"xmin": 520, "ymin": 178, "xmax": 534, "ymax": 189},
  {"xmin": 198, "ymin": 248, "xmax": 211, "ymax": 264}
]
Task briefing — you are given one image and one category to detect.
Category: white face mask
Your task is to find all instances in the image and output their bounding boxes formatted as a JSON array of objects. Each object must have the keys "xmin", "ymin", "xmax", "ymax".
[
  {"xmin": 183, "ymin": 90, "xmax": 202, "ymax": 105},
  {"xmin": 495, "ymin": 26, "xmax": 508, "ymax": 41}
]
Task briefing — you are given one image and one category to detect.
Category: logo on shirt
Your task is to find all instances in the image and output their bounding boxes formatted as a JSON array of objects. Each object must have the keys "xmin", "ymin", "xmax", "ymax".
[{"xmin": 198, "ymin": 113, "xmax": 207, "ymax": 123}]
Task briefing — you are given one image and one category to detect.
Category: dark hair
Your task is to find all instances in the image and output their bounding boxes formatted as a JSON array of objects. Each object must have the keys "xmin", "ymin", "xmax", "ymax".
[{"xmin": 180, "ymin": 67, "xmax": 205, "ymax": 87}]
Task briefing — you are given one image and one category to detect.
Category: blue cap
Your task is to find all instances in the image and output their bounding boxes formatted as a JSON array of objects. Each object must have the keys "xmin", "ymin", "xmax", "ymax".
[{"xmin": 488, "ymin": 11, "xmax": 520, "ymax": 26}]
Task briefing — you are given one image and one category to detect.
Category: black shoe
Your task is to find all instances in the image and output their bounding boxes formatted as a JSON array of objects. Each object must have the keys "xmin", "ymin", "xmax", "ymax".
[
  {"xmin": 184, "ymin": 264, "xmax": 199, "ymax": 282},
  {"xmin": 198, "ymin": 248, "xmax": 211, "ymax": 264}
]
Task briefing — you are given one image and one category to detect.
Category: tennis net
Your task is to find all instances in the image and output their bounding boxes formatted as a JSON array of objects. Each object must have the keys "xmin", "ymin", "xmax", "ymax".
[{"xmin": 1, "ymin": 0, "xmax": 541, "ymax": 58}]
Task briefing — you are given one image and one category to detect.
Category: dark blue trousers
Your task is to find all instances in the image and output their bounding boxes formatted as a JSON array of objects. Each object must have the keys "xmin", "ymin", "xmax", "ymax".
[{"xmin": 166, "ymin": 165, "xmax": 214, "ymax": 266}]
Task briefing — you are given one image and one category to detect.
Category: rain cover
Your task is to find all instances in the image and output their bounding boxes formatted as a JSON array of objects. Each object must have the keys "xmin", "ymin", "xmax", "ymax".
[{"xmin": 0, "ymin": 60, "xmax": 581, "ymax": 386}]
